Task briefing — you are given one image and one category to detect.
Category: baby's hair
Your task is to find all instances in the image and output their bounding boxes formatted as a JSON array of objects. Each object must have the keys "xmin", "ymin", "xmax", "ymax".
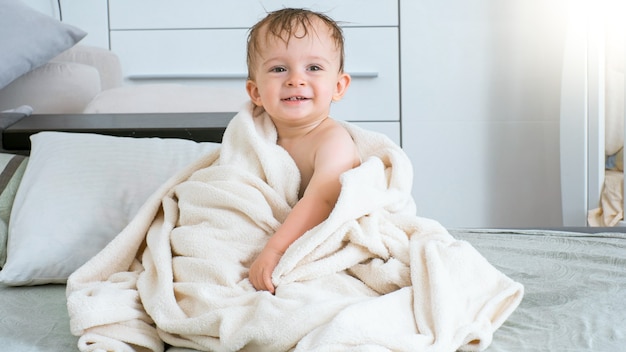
[{"xmin": 246, "ymin": 8, "xmax": 345, "ymax": 80}]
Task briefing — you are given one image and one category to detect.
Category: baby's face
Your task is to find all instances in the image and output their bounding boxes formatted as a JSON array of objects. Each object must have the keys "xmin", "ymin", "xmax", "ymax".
[{"xmin": 246, "ymin": 19, "xmax": 350, "ymax": 128}]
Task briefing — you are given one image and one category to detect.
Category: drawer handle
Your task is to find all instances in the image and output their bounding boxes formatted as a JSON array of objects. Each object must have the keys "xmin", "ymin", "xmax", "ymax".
[
  {"xmin": 127, "ymin": 71, "xmax": 379, "ymax": 80},
  {"xmin": 349, "ymin": 72, "xmax": 379, "ymax": 78}
]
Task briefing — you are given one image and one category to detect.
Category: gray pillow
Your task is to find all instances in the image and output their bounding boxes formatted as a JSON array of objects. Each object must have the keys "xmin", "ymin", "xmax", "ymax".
[{"xmin": 0, "ymin": 0, "xmax": 87, "ymax": 89}]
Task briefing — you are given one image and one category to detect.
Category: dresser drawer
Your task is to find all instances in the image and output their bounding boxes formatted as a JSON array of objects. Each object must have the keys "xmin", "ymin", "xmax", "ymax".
[
  {"xmin": 110, "ymin": 27, "xmax": 399, "ymax": 122},
  {"xmin": 108, "ymin": 0, "xmax": 398, "ymax": 30},
  {"xmin": 111, "ymin": 29, "xmax": 248, "ymax": 85}
]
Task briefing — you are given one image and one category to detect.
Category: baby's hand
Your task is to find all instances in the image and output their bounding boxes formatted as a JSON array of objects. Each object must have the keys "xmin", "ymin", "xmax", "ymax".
[{"xmin": 249, "ymin": 246, "xmax": 283, "ymax": 294}]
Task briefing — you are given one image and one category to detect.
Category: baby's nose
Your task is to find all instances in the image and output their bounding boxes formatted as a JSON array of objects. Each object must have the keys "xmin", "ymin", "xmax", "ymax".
[{"xmin": 287, "ymin": 71, "xmax": 306, "ymax": 86}]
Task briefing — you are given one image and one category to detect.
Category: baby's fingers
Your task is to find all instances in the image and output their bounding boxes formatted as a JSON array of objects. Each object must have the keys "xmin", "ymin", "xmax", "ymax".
[
  {"xmin": 249, "ymin": 266, "xmax": 274, "ymax": 294},
  {"xmin": 263, "ymin": 272, "xmax": 275, "ymax": 294}
]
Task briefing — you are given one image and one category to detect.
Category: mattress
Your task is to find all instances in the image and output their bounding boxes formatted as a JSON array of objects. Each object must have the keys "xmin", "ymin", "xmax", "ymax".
[{"xmin": 1, "ymin": 228, "xmax": 624, "ymax": 351}]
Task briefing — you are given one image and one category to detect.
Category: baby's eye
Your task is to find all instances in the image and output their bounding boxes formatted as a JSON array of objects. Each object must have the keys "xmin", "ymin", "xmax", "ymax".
[
  {"xmin": 270, "ymin": 66, "xmax": 286, "ymax": 73},
  {"xmin": 308, "ymin": 65, "xmax": 322, "ymax": 72}
]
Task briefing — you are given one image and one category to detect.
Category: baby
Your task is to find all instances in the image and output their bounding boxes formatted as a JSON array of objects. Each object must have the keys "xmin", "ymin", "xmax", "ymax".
[{"xmin": 245, "ymin": 8, "xmax": 361, "ymax": 293}]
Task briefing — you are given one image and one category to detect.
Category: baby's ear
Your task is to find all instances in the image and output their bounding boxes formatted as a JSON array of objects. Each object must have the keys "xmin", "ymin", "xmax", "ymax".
[
  {"xmin": 332, "ymin": 73, "xmax": 351, "ymax": 102},
  {"xmin": 246, "ymin": 80, "xmax": 263, "ymax": 106}
]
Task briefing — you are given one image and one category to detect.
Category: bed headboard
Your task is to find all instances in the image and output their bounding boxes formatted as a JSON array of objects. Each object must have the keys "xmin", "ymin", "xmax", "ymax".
[{"xmin": 0, "ymin": 112, "xmax": 235, "ymax": 153}]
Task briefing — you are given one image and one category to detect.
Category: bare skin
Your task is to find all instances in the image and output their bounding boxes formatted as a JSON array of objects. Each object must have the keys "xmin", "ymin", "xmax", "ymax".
[{"xmin": 245, "ymin": 16, "xmax": 360, "ymax": 294}]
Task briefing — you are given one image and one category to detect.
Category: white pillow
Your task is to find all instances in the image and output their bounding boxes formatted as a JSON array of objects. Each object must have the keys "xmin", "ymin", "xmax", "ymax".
[
  {"xmin": 0, "ymin": 132, "xmax": 220, "ymax": 285},
  {"xmin": 0, "ymin": 61, "xmax": 101, "ymax": 114},
  {"xmin": 0, "ymin": 0, "xmax": 87, "ymax": 89}
]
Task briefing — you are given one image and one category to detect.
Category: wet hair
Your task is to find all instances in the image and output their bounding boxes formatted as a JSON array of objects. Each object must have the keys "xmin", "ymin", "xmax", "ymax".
[{"xmin": 246, "ymin": 8, "xmax": 345, "ymax": 80}]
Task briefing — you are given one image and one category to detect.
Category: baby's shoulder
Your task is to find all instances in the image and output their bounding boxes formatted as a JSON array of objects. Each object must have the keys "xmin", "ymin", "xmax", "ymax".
[
  {"xmin": 313, "ymin": 119, "xmax": 360, "ymax": 167},
  {"xmin": 315, "ymin": 118, "xmax": 354, "ymax": 143}
]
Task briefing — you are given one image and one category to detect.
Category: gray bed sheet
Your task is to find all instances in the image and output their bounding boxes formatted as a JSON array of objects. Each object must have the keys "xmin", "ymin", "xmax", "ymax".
[
  {"xmin": 452, "ymin": 229, "xmax": 626, "ymax": 351},
  {"xmin": 0, "ymin": 229, "xmax": 624, "ymax": 351},
  {"xmin": 0, "ymin": 284, "xmax": 77, "ymax": 351}
]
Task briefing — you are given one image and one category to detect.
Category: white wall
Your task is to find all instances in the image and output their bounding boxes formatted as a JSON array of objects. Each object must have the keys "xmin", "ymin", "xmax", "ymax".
[{"xmin": 400, "ymin": 0, "xmax": 570, "ymax": 227}]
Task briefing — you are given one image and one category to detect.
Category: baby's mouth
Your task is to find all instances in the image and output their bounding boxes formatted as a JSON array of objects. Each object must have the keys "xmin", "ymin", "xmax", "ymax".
[{"xmin": 282, "ymin": 96, "xmax": 309, "ymax": 101}]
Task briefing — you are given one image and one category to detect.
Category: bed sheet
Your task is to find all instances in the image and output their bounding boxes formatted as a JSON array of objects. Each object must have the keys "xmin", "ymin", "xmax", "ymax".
[
  {"xmin": 451, "ymin": 228, "xmax": 626, "ymax": 351},
  {"xmin": 1, "ymin": 229, "xmax": 624, "ymax": 352},
  {"xmin": 0, "ymin": 284, "xmax": 78, "ymax": 351}
]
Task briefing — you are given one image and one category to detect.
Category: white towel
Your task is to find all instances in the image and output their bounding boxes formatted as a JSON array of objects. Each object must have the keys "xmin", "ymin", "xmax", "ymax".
[{"xmin": 67, "ymin": 102, "xmax": 523, "ymax": 352}]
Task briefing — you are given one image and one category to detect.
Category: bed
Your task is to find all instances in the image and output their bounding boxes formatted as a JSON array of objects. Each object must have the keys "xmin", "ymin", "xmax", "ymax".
[
  {"xmin": 1, "ymin": 112, "xmax": 625, "ymax": 351},
  {"xmin": 1, "ymin": 228, "xmax": 625, "ymax": 351}
]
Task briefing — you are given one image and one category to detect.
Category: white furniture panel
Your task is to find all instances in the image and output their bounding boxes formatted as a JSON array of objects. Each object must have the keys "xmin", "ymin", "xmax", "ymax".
[
  {"xmin": 61, "ymin": 0, "xmax": 109, "ymax": 48},
  {"xmin": 331, "ymin": 28, "xmax": 400, "ymax": 123},
  {"xmin": 21, "ymin": 0, "xmax": 109, "ymax": 48},
  {"xmin": 110, "ymin": 27, "xmax": 399, "ymax": 123},
  {"xmin": 21, "ymin": 0, "xmax": 57, "ymax": 17},
  {"xmin": 352, "ymin": 122, "xmax": 400, "ymax": 145},
  {"xmin": 110, "ymin": 29, "xmax": 248, "ymax": 85},
  {"xmin": 108, "ymin": 0, "xmax": 398, "ymax": 29},
  {"xmin": 51, "ymin": 1, "xmax": 401, "ymax": 154}
]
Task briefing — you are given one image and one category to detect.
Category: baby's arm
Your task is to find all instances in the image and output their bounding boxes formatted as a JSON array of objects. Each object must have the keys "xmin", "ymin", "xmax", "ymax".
[
  {"xmin": 249, "ymin": 128, "xmax": 359, "ymax": 293},
  {"xmin": 248, "ymin": 187, "xmax": 335, "ymax": 294}
]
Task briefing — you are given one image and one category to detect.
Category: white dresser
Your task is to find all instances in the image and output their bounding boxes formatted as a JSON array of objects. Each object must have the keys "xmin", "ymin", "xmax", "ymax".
[{"xmin": 104, "ymin": 0, "xmax": 401, "ymax": 144}]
